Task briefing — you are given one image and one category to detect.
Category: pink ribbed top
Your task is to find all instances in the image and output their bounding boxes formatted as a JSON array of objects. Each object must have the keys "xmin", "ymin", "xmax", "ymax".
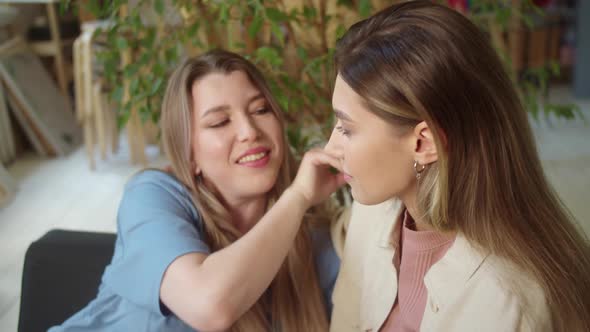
[{"xmin": 380, "ymin": 212, "xmax": 455, "ymax": 332}]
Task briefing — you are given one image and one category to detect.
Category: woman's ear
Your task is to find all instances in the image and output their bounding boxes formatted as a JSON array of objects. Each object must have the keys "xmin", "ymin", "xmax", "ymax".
[{"xmin": 413, "ymin": 121, "xmax": 438, "ymax": 165}]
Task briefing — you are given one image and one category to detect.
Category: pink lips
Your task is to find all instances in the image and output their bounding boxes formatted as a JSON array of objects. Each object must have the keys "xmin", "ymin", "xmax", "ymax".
[
  {"xmin": 236, "ymin": 147, "xmax": 271, "ymax": 168},
  {"xmin": 343, "ymin": 173, "xmax": 353, "ymax": 182}
]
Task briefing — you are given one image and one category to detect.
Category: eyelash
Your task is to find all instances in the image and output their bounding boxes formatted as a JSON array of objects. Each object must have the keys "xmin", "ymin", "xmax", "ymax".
[
  {"xmin": 209, "ymin": 108, "xmax": 271, "ymax": 128},
  {"xmin": 210, "ymin": 119, "xmax": 229, "ymax": 128},
  {"xmin": 336, "ymin": 126, "xmax": 351, "ymax": 137},
  {"xmin": 254, "ymin": 107, "xmax": 271, "ymax": 115}
]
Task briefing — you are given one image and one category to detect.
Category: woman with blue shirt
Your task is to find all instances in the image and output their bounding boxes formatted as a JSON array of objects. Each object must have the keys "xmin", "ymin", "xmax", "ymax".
[{"xmin": 50, "ymin": 50, "xmax": 345, "ymax": 332}]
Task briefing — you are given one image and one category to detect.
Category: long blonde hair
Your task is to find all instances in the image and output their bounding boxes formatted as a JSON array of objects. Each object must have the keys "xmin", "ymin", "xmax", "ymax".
[
  {"xmin": 160, "ymin": 50, "xmax": 329, "ymax": 332},
  {"xmin": 335, "ymin": 1, "xmax": 590, "ymax": 330}
]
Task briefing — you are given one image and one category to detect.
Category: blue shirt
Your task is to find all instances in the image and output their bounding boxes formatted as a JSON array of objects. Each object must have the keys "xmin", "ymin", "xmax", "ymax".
[{"xmin": 49, "ymin": 170, "xmax": 340, "ymax": 332}]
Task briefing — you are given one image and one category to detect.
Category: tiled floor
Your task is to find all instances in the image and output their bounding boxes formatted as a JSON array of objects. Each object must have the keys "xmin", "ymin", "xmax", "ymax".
[{"xmin": 0, "ymin": 87, "xmax": 589, "ymax": 331}]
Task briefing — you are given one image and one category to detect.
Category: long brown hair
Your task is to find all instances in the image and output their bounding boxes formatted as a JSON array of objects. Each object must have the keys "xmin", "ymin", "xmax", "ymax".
[
  {"xmin": 160, "ymin": 50, "xmax": 329, "ymax": 332},
  {"xmin": 335, "ymin": 1, "xmax": 590, "ymax": 330}
]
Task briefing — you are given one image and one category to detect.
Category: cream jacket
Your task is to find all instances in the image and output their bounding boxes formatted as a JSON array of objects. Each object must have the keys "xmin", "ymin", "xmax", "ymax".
[{"xmin": 330, "ymin": 200, "xmax": 551, "ymax": 332}]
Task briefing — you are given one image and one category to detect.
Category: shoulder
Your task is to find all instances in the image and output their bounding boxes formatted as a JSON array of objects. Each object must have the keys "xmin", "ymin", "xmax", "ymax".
[
  {"xmin": 125, "ymin": 169, "xmax": 189, "ymax": 196},
  {"xmin": 479, "ymin": 254, "xmax": 550, "ymax": 328},
  {"xmin": 118, "ymin": 169, "xmax": 202, "ymax": 232},
  {"xmin": 423, "ymin": 236, "xmax": 551, "ymax": 331},
  {"xmin": 439, "ymin": 238, "xmax": 551, "ymax": 330},
  {"xmin": 123, "ymin": 169, "xmax": 195, "ymax": 211}
]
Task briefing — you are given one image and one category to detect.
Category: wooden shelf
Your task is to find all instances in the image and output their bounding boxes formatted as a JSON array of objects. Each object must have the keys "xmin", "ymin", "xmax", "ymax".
[{"xmin": 29, "ymin": 37, "xmax": 75, "ymax": 56}]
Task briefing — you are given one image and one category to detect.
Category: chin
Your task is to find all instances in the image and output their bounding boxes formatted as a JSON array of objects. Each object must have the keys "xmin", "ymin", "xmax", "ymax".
[{"xmin": 246, "ymin": 174, "xmax": 279, "ymax": 195}]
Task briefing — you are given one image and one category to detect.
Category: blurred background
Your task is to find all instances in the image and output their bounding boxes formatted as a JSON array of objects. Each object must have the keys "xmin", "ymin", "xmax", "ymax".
[{"xmin": 0, "ymin": 0, "xmax": 589, "ymax": 331}]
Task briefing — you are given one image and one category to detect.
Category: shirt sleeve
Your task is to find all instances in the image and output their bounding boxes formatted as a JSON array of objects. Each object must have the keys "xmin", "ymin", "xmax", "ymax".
[{"xmin": 103, "ymin": 171, "xmax": 211, "ymax": 315}]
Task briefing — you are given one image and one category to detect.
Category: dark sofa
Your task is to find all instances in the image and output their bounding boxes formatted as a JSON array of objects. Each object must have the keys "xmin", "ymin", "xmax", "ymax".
[{"xmin": 18, "ymin": 229, "xmax": 116, "ymax": 332}]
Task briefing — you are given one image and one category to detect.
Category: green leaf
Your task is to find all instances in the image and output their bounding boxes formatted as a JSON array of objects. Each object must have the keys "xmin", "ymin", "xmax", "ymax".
[
  {"xmin": 336, "ymin": 0, "xmax": 354, "ymax": 8},
  {"xmin": 280, "ymin": 74, "xmax": 298, "ymax": 91},
  {"xmin": 152, "ymin": 109, "xmax": 160, "ymax": 123},
  {"xmin": 150, "ymin": 77, "xmax": 164, "ymax": 95},
  {"xmin": 192, "ymin": 38, "xmax": 204, "ymax": 48},
  {"xmin": 165, "ymin": 47, "xmax": 178, "ymax": 63},
  {"xmin": 141, "ymin": 28, "xmax": 156, "ymax": 48},
  {"xmin": 545, "ymin": 103, "xmax": 582, "ymax": 120},
  {"xmin": 233, "ymin": 42, "xmax": 246, "ymax": 49},
  {"xmin": 132, "ymin": 91, "xmax": 150, "ymax": 103},
  {"xmin": 154, "ymin": 0, "xmax": 165, "ymax": 16},
  {"xmin": 359, "ymin": 0, "xmax": 372, "ymax": 18},
  {"xmin": 130, "ymin": 78, "xmax": 140, "ymax": 94},
  {"xmin": 248, "ymin": 15, "xmax": 264, "ymax": 39},
  {"xmin": 549, "ymin": 61, "xmax": 561, "ymax": 76},
  {"xmin": 112, "ymin": 86, "xmax": 124, "ymax": 103},
  {"xmin": 124, "ymin": 64, "xmax": 139, "ymax": 77},
  {"xmin": 521, "ymin": 15, "xmax": 533, "ymax": 28},
  {"xmin": 302, "ymin": 6, "xmax": 317, "ymax": 20},
  {"xmin": 255, "ymin": 46, "xmax": 283, "ymax": 67},
  {"xmin": 103, "ymin": 58, "xmax": 118, "ymax": 75},
  {"xmin": 116, "ymin": 37, "xmax": 128, "ymax": 50},
  {"xmin": 219, "ymin": 5, "xmax": 230, "ymax": 23},
  {"xmin": 287, "ymin": 126, "xmax": 303, "ymax": 150},
  {"xmin": 131, "ymin": 14, "xmax": 142, "ymax": 31},
  {"xmin": 117, "ymin": 109, "xmax": 131, "ymax": 129},
  {"xmin": 153, "ymin": 63, "xmax": 166, "ymax": 77},
  {"xmin": 495, "ymin": 8, "xmax": 511, "ymax": 28},
  {"xmin": 139, "ymin": 105, "xmax": 150, "ymax": 122},
  {"xmin": 335, "ymin": 24, "xmax": 347, "ymax": 39},
  {"xmin": 86, "ymin": 0, "xmax": 103, "ymax": 17},
  {"xmin": 296, "ymin": 46, "xmax": 308, "ymax": 60},
  {"xmin": 270, "ymin": 23, "xmax": 284, "ymax": 46},
  {"xmin": 266, "ymin": 7, "xmax": 288, "ymax": 23},
  {"xmin": 92, "ymin": 27, "xmax": 103, "ymax": 40},
  {"xmin": 289, "ymin": 8, "xmax": 300, "ymax": 21},
  {"xmin": 145, "ymin": 72, "xmax": 154, "ymax": 83},
  {"xmin": 138, "ymin": 52, "xmax": 151, "ymax": 66},
  {"xmin": 187, "ymin": 22, "xmax": 200, "ymax": 38},
  {"xmin": 277, "ymin": 94, "xmax": 289, "ymax": 112},
  {"xmin": 59, "ymin": 0, "xmax": 71, "ymax": 13}
]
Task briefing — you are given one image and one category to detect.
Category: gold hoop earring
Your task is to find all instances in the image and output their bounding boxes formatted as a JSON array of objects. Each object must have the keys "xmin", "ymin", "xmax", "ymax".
[{"xmin": 414, "ymin": 161, "xmax": 426, "ymax": 180}]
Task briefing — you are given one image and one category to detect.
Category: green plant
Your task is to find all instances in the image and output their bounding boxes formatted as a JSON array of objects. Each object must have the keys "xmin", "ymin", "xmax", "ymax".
[
  {"xmin": 468, "ymin": 0, "xmax": 583, "ymax": 121},
  {"xmin": 65, "ymin": 0, "xmax": 581, "ymax": 154},
  {"xmin": 66, "ymin": 0, "xmax": 380, "ymax": 156}
]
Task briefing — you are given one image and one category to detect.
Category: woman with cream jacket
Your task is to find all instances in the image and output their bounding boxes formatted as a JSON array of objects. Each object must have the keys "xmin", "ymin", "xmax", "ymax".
[{"xmin": 327, "ymin": 2, "xmax": 590, "ymax": 331}]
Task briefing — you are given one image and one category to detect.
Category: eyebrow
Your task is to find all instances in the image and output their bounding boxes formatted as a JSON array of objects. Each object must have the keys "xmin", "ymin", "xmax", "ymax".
[
  {"xmin": 201, "ymin": 93, "xmax": 266, "ymax": 118},
  {"xmin": 333, "ymin": 109, "xmax": 353, "ymax": 122},
  {"xmin": 201, "ymin": 105, "xmax": 230, "ymax": 118},
  {"xmin": 248, "ymin": 93, "xmax": 265, "ymax": 104}
]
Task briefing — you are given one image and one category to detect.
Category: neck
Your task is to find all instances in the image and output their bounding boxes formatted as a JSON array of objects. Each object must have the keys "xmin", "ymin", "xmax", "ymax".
[
  {"xmin": 225, "ymin": 196, "xmax": 268, "ymax": 234},
  {"xmin": 203, "ymin": 177, "xmax": 268, "ymax": 234},
  {"xmin": 400, "ymin": 182, "xmax": 436, "ymax": 232}
]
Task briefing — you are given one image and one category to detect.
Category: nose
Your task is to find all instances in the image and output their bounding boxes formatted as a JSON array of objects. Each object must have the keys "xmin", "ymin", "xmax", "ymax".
[
  {"xmin": 324, "ymin": 126, "xmax": 343, "ymax": 158},
  {"xmin": 237, "ymin": 114, "xmax": 260, "ymax": 142}
]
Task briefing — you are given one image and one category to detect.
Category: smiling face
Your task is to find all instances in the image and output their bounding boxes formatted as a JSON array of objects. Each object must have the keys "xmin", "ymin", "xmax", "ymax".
[
  {"xmin": 191, "ymin": 70, "xmax": 284, "ymax": 204},
  {"xmin": 326, "ymin": 75, "xmax": 417, "ymax": 205}
]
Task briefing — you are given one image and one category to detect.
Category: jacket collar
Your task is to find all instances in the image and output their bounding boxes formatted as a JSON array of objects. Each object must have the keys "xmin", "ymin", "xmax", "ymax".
[
  {"xmin": 423, "ymin": 234, "xmax": 489, "ymax": 308},
  {"xmin": 360, "ymin": 200, "xmax": 489, "ymax": 331},
  {"xmin": 359, "ymin": 200, "xmax": 402, "ymax": 331}
]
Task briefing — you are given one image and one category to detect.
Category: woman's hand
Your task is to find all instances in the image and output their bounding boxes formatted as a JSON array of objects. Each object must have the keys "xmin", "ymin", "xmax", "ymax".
[{"xmin": 290, "ymin": 148, "xmax": 347, "ymax": 207}]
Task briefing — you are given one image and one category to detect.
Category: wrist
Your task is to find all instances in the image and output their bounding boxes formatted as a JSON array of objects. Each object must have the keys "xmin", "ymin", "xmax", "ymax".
[{"xmin": 285, "ymin": 186, "xmax": 312, "ymax": 211}]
